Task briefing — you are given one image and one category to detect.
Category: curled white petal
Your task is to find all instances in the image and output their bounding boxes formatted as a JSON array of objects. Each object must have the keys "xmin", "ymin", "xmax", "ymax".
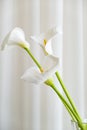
[
  {"xmin": 21, "ymin": 67, "xmax": 44, "ymax": 86},
  {"xmin": 45, "ymin": 40, "xmax": 53, "ymax": 55},
  {"xmin": 30, "ymin": 26, "xmax": 61, "ymax": 55},
  {"xmin": 44, "ymin": 26, "xmax": 59, "ymax": 41},
  {"xmin": 42, "ymin": 55, "xmax": 59, "ymax": 72},
  {"xmin": 1, "ymin": 27, "xmax": 30, "ymax": 50},
  {"xmin": 31, "ymin": 27, "xmax": 59, "ymax": 44},
  {"xmin": 21, "ymin": 55, "xmax": 59, "ymax": 86}
]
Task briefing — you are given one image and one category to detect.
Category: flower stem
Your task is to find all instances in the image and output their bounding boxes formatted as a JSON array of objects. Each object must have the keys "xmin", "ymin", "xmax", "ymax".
[
  {"xmin": 63, "ymin": 102, "xmax": 76, "ymax": 121},
  {"xmin": 50, "ymin": 83, "xmax": 84, "ymax": 130},
  {"xmin": 55, "ymin": 71, "xmax": 82, "ymax": 122},
  {"xmin": 23, "ymin": 47, "xmax": 83, "ymax": 129},
  {"xmin": 24, "ymin": 48, "xmax": 44, "ymax": 72}
]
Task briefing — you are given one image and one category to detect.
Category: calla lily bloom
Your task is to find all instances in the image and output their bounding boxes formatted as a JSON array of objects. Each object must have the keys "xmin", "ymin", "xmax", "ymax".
[
  {"xmin": 21, "ymin": 55, "xmax": 59, "ymax": 86},
  {"xmin": 0, "ymin": 27, "xmax": 30, "ymax": 50},
  {"xmin": 30, "ymin": 26, "xmax": 62, "ymax": 55}
]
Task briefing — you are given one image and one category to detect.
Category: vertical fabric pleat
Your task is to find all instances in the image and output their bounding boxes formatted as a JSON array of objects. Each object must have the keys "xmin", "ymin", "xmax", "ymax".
[
  {"xmin": 83, "ymin": 0, "xmax": 87, "ymax": 119},
  {"xmin": 40, "ymin": 0, "xmax": 63, "ymax": 130},
  {"xmin": 63, "ymin": 0, "xmax": 85, "ymax": 129}
]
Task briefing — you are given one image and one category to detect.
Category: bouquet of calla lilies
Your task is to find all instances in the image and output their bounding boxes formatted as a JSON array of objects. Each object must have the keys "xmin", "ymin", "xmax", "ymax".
[{"xmin": 0, "ymin": 27, "xmax": 86, "ymax": 130}]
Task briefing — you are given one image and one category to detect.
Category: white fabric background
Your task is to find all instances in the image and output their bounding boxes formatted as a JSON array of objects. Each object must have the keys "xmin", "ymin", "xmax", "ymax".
[{"xmin": 0, "ymin": 0, "xmax": 87, "ymax": 130}]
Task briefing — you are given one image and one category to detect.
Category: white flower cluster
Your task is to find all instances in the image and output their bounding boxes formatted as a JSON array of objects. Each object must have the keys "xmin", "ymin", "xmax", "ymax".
[{"xmin": 1, "ymin": 27, "xmax": 60, "ymax": 87}]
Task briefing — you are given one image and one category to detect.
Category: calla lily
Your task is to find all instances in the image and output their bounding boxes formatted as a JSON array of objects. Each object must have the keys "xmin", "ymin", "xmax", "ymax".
[
  {"xmin": 21, "ymin": 55, "xmax": 59, "ymax": 86},
  {"xmin": 30, "ymin": 26, "xmax": 62, "ymax": 55},
  {"xmin": 0, "ymin": 27, "xmax": 30, "ymax": 50}
]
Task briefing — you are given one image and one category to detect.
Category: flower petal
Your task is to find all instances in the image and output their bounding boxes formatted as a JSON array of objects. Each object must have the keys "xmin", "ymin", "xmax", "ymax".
[
  {"xmin": 30, "ymin": 26, "xmax": 61, "ymax": 55},
  {"xmin": 1, "ymin": 27, "xmax": 30, "ymax": 50},
  {"xmin": 43, "ymin": 26, "xmax": 60, "ymax": 41},
  {"xmin": 21, "ymin": 67, "xmax": 44, "ymax": 86},
  {"xmin": 45, "ymin": 40, "xmax": 53, "ymax": 55},
  {"xmin": 21, "ymin": 55, "xmax": 59, "ymax": 86},
  {"xmin": 31, "ymin": 26, "xmax": 60, "ymax": 44},
  {"xmin": 41, "ymin": 55, "xmax": 59, "ymax": 72}
]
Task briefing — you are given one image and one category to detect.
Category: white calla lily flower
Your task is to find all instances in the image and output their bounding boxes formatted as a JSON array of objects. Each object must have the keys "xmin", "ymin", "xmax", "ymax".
[
  {"xmin": 30, "ymin": 26, "xmax": 62, "ymax": 55},
  {"xmin": 21, "ymin": 55, "xmax": 59, "ymax": 86},
  {"xmin": 0, "ymin": 27, "xmax": 30, "ymax": 50}
]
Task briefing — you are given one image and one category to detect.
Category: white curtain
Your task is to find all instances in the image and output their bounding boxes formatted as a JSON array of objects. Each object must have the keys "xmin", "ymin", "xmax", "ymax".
[{"xmin": 0, "ymin": 0, "xmax": 87, "ymax": 130}]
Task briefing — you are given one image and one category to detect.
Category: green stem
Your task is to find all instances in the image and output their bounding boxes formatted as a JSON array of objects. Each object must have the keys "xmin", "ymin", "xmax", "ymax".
[
  {"xmin": 50, "ymin": 83, "xmax": 84, "ymax": 130},
  {"xmin": 55, "ymin": 71, "xmax": 82, "ymax": 122},
  {"xmin": 24, "ymin": 48, "xmax": 43, "ymax": 72},
  {"xmin": 63, "ymin": 102, "xmax": 76, "ymax": 121},
  {"xmin": 24, "ymin": 47, "xmax": 83, "ymax": 129}
]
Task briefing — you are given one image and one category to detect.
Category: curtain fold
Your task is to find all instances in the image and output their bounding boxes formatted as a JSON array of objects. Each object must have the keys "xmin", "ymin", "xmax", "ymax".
[
  {"xmin": 63, "ymin": 0, "xmax": 86, "ymax": 129},
  {"xmin": 0, "ymin": 0, "xmax": 86, "ymax": 130},
  {"xmin": 83, "ymin": 0, "xmax": 87, "ymax": 119},
  {"xmin": 40, "ymin": 0, "xmax": 63, "ymax": 130}
]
